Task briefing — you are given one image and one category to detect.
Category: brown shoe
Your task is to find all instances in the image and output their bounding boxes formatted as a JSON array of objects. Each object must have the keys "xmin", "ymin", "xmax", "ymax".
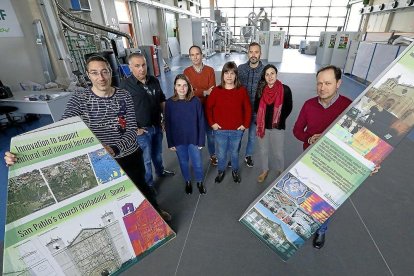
[
  {"xmin": 159, "ymin": 209, "xmax": 172, "ymax": 222},
  {"xmin": 257, "ymin": 171, "xmax": 269, "ymax": 183},
  {"xmin": 210, "ymin": 155, "xmax": 218, "ymax": 166}
]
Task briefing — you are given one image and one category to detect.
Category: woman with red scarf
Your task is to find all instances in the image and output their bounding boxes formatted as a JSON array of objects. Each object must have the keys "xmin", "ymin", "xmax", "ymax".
[{"xmin": 255, "ymin": 64, "xmax": 292, "ymax": 183}]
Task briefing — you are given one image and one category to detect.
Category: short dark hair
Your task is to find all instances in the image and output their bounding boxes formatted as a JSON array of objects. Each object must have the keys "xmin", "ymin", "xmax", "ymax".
[
  {"xmin": 86, "ymin": 55, "xmax": 111, "ymax": 71},
  {"xmin": 172, "ymin": 74, "xmax": 194, "ymax": 101},
  {"xmin": 248, "ymin": 42, "xmax": 261, "ymax": 52},
  {"xmin": 317, "ymin": 65, "xmax": 342, "ymax": 81},
  {"xmin": 220, "ymin": 61, "xmax": 241, "ymax": 88},
  {"xmin": 127, "ymin": 52, "xmax": 146, "ymax": 64},
  {"xmin": 257, "ymin": 64, "xmax": 279, "ymax": 98},
  {"xmin": 189, "ymin": 45, "xmax": 202, "ymax": 55}
]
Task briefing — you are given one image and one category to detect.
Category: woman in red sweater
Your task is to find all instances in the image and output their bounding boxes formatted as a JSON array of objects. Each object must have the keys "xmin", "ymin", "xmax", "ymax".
[{"xmin": 205, "ymin": 61, "xmax": 252, "ymax": 183}]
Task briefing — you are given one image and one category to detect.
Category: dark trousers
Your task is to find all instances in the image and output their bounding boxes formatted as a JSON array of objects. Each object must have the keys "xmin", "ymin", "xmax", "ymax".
[{"xmin": 116, "ymin": 148, "xmax": 159, "ymax": 210}]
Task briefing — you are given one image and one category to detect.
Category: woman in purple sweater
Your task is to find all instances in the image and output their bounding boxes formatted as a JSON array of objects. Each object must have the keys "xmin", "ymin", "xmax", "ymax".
[{"xmin": 165, "ymin": 74, "xmax": 206, "ymax": 194}]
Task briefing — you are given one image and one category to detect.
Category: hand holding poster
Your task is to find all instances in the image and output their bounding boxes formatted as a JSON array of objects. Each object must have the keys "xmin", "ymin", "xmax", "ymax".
[
  {"xmin": 240, "ymin": 42, "xmax": 414, "ymax": 261},
  {"xmin": 3, "ymin": 117, "xmax": 175, "ymax": 275}
]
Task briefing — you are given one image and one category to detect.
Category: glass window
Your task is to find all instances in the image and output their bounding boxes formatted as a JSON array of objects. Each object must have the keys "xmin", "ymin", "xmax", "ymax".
[
  {"xmin": 292, "ymin": 0, "xmax": 311, "ymax": 6},
  {"xmin": 274, "ymin": 17, "xmax": 290, "ymax": 26},
  {"xmin": 235, "ymin": 17, "xmax": 248, "ymax": 26},
  {"xmin": 216, "ymin": 0, "xmax": 235, "ymax": 7},
  {"xmin": 200, "ymin": 0, "xmax": 210, "ymax": 8},
  {"xmin": 289, "ymin": 36, "xmax": 305, "ymax": 45},
  {"xmin": 273, "ymin": 0, "xmax": 291, "ymax": 6},
  {"xmin": 289, "ymin": 17, "xmax": 308, "ymax": 26},
  {"xmin": 234, "ymin": 8, "xmax": 254, "ymax": 17},
  {"xmin": 272, "ymin": 7, "xmax": 291, "ymax": 17},
  {"xmin": 220, "ymin": 7, "xmax": 234, "ymax": 17},
  {"xmin": 234, "ymin": 27, "xmax": 240, "ymax": 36},
  {"xmin": 311, "ymin": 0, "xmax": 331, "ymax": 6},
  {"xmin": 307, "ymin": 27, "xmax": 325, "ymax": 36},
  {"xmin": 330, "ymin": 7, "xmax": 348, "ymax": 15},
  {"xmin": 310, "ymin": 7, "xmax": 329, "ymax": 16},
  {"xmin": 327, "ymin": 17, "xmax": 345, "ymax": 27},
  {"xmin": 288, "ymin": 27, "xmax": 307, "ymax": 35},
  {"xmin": 254, "ymin": 0, "xmax": 273, "ymax": 7},
  {"xmin": 233, "ymin": 0, "xmax": 253, "ymax": 7},
  {"xmin": 201, "ymin": 8, "xmax": 210, "ymax": 17},
  {"xmin": 308, "ymin": 17, "xmax": 327, "ymax": 26},
  {"xmin": 307, "ymin": 36, "xmax": 320, "ymax": 42},
  {"xmin": 228, "ymin": 18, "xmax": 235, "ymax": 27},
  {"xmin": 326, "ymin": 27, "xmax": 338, "ymax": 31},
  {"xmin": 331, "ymin": 0, "xmax": 349, "ymax": 6},
  {"xmin": 291, "ymin": 7, "xmax": 310, "ymax": 16}
]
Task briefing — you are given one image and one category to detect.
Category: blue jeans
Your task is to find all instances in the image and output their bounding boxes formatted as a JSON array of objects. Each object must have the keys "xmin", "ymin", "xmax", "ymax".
[
  {"xmin": 175, "ymin": 144, "xmax": 204, "ymax": 182},
  {"xmin": 136, "ymin": 126, "xmax": 164, "ymax": 186},
  {"xmin": 215, "ymin": 130, "xmax": 243, "ymax": 171},
  {"xmin": 317, "ymin": 218, "xmax": 330, "ymax": 234},
  {"xmin": 244, "ymin": 114, "xmax": 256, "ymax": 157},
  {"xmin": 205, "ymin": 118, "xmax": 215, "ymax": 156}
]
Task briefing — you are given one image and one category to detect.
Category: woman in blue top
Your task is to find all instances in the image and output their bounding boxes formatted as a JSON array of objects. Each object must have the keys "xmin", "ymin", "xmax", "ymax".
[{"xmin": 165, "ymin": 74, "xmax": 206, "ymax": 194}]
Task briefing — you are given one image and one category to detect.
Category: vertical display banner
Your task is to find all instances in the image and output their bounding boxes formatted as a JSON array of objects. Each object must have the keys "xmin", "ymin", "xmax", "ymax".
[
  {"xmin": 0, "ymin": 0, "xmax": 24, "ymax": 37},
  {"xmin": 240, "ymin": 43, "xmax": 414, "ymax": 261},
  {"xmin": 2, "ymin": 117, "xmax": 175, "ymax": 275}
]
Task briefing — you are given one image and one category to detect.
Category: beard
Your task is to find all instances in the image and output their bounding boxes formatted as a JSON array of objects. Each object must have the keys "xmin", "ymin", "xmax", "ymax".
[{"xmin": 249, "ymin": 57, "xmax": 259, "ymax": 64}]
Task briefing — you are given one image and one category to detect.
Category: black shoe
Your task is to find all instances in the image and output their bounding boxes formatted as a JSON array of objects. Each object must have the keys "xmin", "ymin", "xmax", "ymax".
[
  {"xmin": 227, "ymin": 161, "xmax": 232, "ymax": 168},
  {"xmin": 159, "ymin": 169, "xmax": 175, "ymax": 177},
  {"xmin": 244, "ymin": 156, "xmax": 254, "ymax": 167},
  {"xmin": 197, "ymin": 182, "xmax": 206, "ymax": 194},
  {"xmin": 313, "ymin": 232, "xmax": 325, "ymax": 249},
  {"xmin": 185, "ymin": 181, "xmax": 192, "ymax": 194},
  {"xmin": 232, "ymin": 170, "xmax": 241, "ymax": 183},
  {"xmin": 215, "ymin": 170, "xmax": 225, "ymax": 183}
]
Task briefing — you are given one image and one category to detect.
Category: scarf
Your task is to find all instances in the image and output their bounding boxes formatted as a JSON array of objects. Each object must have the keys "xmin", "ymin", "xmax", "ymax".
[{"xmin": 256, "ymin": 80, "xmax": 284, "ymax": 138}]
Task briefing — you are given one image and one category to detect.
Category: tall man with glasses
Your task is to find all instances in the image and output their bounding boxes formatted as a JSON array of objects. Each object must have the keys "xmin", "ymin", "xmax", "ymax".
[
  {"xmin": 121, "ymin": 53, "xmax": 175, "ymax": 195},
  {"xmin": 238, "ymin": 42, "xmax": 265, "ymax": 168},
  {"xmin": 183, "ymin": 45, "xmax": 217, "ymax": 166}
]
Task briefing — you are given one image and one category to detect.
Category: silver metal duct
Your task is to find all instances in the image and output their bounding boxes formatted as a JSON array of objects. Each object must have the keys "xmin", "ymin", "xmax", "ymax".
[
  {"xmin": 54, "ymin": 0, "xmax": 135, "ymax": 48},
  {"xmin": 60, "ymin": 17, "xmax": 111, "ymax": 48}
]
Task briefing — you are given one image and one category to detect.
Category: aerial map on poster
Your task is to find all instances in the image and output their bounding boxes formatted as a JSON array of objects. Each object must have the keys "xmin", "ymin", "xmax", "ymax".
[
  {"xmin": 3, "ymin": 117, "xmax": 175, "ymax": 275},
  {"xmin": 240, "ymin": 43, "xmax": 414, "ymax": 261}
]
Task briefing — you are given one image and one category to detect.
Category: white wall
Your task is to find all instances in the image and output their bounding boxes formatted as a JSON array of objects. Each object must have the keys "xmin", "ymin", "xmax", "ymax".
[
  {"xmin": 0, "ymin": 0, "xmax": 48, "ymax": 91},
  {"xmin": 365, "ymin": 1, "xmax": 414, "ymax": 32},
  {"xmin": 138, "ymin": 5, "xmax": 160, "ymax": 45}
]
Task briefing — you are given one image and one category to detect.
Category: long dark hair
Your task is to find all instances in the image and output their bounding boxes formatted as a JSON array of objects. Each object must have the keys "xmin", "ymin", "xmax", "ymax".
[
  {"xmin": 171, "ymin": 74, "xmax": 194, "ymax": 101},
  {"xmin": 220, "ymin": 61, "xmax": 242, "ymax": 89},
  {"xmin": 256, "ymin": 64, "xmax": 279, "ymax": 98}
]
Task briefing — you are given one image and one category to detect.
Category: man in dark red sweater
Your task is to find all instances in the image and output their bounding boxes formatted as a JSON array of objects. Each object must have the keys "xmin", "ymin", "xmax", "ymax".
[{"xmin": 293, "ymin": 65, "xmax": 352, "ymax": 249}]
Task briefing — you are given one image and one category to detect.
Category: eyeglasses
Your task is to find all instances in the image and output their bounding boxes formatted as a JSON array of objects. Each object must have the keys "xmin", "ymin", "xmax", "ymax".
[{"xmin": 88, "ymin": 69, "xmax": 112, "ymax": 77}]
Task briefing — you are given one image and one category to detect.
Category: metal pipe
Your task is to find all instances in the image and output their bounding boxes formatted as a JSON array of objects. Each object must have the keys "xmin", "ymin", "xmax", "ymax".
[
  {"xmin": 54, "ymin": 0, "xmax": 135, "ymax": 48},
  {"xmin": 60, "ymin": 17, "xmax": 111, "ymax": 48}
]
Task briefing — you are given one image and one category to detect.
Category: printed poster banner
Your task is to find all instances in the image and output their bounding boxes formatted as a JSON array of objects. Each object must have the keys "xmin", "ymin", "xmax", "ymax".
[
  {"xmin": 2, "ymin": 117, "xmax": 175, "ymax": 275},
  {"xmin": 240, "ymin": 42, "xmax": 414, "ymax": 261},
  {"xmin": 0, "ymin": 0, "xmax": 24, "ymax": 37}
]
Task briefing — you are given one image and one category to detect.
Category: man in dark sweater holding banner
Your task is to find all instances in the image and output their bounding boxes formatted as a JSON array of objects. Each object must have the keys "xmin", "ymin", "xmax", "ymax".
[{"xmin": 293, "ymin": 65, "xmax": 352, "ymax": 249}]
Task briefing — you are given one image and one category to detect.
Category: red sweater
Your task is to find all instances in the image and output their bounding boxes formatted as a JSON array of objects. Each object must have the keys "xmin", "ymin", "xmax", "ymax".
[
  {"xmin": 184, "ymin": 65, "xmax": 216, "ymax": 105},
  {"xmin": 293, "ymin": 95, "xmax": 352, "ymax": 150},
  {"xmin": 205, "ymin": 86, "xmax": 252, "ymax": 130}
]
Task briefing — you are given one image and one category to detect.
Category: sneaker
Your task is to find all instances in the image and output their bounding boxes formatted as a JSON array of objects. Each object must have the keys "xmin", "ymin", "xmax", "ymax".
[
  {"xmin": 244, "ymin": 156, "xmax": 254, "ymax": 167},
  {"xmin": 159, "ymin": 209, "xmax": 172, "ymax": 222},
  {"xmin": 232, "ymin": 170, "xmax": 241, "ymax": 183},
  {"xmin": 210, "ymin": 155, "xmax": 218, "ymax": 166}
]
